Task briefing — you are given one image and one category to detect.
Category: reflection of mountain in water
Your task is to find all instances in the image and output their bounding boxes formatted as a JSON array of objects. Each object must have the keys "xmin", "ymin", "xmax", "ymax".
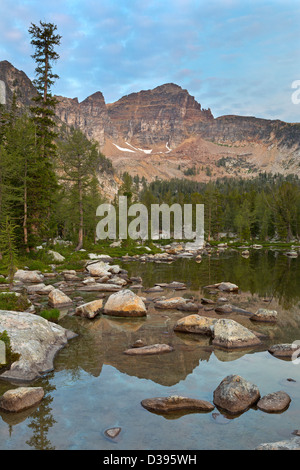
[
  {"xmin": 56, "ymin": 305, "xmax": 269, "ymax": 386},
  {"xmin": 57, "ymin": 311, "xmax": 213, "ymax": 386}
]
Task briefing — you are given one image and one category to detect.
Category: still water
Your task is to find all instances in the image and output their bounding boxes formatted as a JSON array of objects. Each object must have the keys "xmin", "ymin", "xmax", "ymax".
[{"xmin": 0, "ymin": 249, "xmax": 300, "ymax": 450}]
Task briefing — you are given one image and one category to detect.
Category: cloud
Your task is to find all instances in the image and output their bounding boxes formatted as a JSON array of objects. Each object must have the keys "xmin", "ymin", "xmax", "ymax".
[{"xmin": 0, "ymin": 0, "xmax": 299, "ymax": 122}]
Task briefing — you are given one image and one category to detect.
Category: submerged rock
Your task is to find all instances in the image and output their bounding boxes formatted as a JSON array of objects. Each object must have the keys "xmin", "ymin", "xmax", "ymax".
[
  {"xmin": 177, "ymin": 302, "xmax": 199, "ymax": 312},
  {"xmin": 212, "ymin": 319, "xmax": 261, "ymax": 349},
  {"xmin": 268, "ymin": 343, "xmax": 300, "ymax": 358},
  {"xmin": 215, "ymin": 304, "xmax": 233, "ymax": 314},
  {"xmin": 103, "ymin": 289, "xmax": 147, "ymax": 317},
  {"xmin": 124, "ymin": 344, "xmax": 174, "ymax": 355},
  {"xmin": 255, "ymin": 437, "xmax": 300, "ymax": 450},
  {"xmin": 141, "ymin": 395, "xmax": 214, "ymax": 414},
  {"xmin": 75, "ymin": 299, "xmax": 104, "ymax": 319},
  {"xmin": 257, "ymin": 391, "xmax": 291, "ymax": 413},
  {"xmin": 0, "ymin": 310, "xmax": 76, "ymax": 382},
  {"xmin": 201, "ymin": 298, "xmax": 215, "ymax": 305},
  {"xmin": 105, "ymin": 427, "xmax": 121, "ymax": 439},
  {"xmin": 0, "ymin": 387, "xmax": 44, "ymax": 412},
  {"xmin": 144, "ymin": 286, "xmax": 164, "ymax": 293},
  {"xmin": 213, "ymin": 375, "xmax": 260, "ymax": 414}
]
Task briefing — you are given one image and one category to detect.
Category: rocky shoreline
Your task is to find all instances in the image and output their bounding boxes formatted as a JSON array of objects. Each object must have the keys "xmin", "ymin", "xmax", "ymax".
[{"xmin": 0, "ymin": 242, "xmax": 299, "ymax": 449}]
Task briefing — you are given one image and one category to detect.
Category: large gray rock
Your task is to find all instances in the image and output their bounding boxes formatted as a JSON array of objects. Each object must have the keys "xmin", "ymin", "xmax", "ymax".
[
  {"xmin": 0, "ymin": 387, "xmax": 44, "ymax": 412},
  {"xmin": 212, "ymin": 319, "xmax": 261, "ymax": 349},
  {"xmin": 213, "ymin": 375, "xmax": 260, "ymax": 414},
  {"xmin": 104, "ymin": 289, "xmax": 147, "ymax": 317},
  {"xmin": 0, "ymin": 310, "xmax": 76, "ymax": 382}
]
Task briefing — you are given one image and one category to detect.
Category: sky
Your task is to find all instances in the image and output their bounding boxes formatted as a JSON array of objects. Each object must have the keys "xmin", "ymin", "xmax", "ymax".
[{"xmin": 1, "ymin": 0, "xmax": 300, "ymax": 122}]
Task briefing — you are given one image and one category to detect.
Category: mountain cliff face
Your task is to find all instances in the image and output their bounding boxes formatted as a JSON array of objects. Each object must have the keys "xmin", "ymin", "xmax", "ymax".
[
  {"xmin": 0, "ymin": 60, "xmax": 37, "ymax": 108},
  {"xmin": 1, "ymin": 60, "xmax": 299, "ymax": 183},
  {"xmin": 55, "ymin": 91, "xmax": 116, "ymax": 147},
  {"xmin": 107, "ymin": 83, "xmax": 213, "ymax": 148}
]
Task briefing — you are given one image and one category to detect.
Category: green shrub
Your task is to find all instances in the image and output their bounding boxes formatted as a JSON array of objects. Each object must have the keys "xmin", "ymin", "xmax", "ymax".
[
  {"xmin": 0, "ymin": 293, "xmax": 31, "ymax": 311},
  {"xmin": 39, "ymin": 308, "xmax": 60, "ymax": 322}
]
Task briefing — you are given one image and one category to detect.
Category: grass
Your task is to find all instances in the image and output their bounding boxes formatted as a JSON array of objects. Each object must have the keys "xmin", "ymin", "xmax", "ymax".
[{"xmin": 0, "ymin": 292, "xmax": 31, "ymax": 311}]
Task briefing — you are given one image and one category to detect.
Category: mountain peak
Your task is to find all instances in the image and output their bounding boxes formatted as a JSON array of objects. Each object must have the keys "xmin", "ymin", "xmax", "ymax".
[{"xmin": 81, "ymin": 91, "xmax": 105, "ymax": 105}]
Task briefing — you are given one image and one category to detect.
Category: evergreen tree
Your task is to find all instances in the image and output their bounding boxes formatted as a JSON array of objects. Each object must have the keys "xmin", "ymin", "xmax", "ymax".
[
  {"xmin": 0, "ymin": 217, "xmax": 18, "ymax": 285},
  {"xmin": 28, "ymin": 21, "xmax": 61, "ymax": 239},
  {"xmin": 28, "ymin": 21, "xmax": 61, "ymax": 158},
  {"xmin": 57, "ymin": 128, "xmax": 104, "ymax": 250}
]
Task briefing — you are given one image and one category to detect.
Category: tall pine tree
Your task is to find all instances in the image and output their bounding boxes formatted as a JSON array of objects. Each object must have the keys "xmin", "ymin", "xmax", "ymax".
[{"xmin": 28, "ymin": 21, "xmax": 61, "ymax": 241}]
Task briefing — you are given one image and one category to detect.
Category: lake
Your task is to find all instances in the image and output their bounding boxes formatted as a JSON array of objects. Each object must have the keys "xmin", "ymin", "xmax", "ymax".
[{"xmin": 0, "ymin": 248, "xmax": 299, "ymax": 450}]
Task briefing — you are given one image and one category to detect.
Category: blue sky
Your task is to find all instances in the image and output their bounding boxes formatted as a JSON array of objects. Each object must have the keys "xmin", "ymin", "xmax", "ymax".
[{"xmin": 1, "ymin": 0, "xmax": 300, "ymax": 122}]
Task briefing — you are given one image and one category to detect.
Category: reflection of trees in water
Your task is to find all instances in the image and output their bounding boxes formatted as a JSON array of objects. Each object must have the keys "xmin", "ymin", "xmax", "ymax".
[
  {"xmin": 26, "ymin": 377, "xmax": 56, "ymax": 450},
  {"xmin": 123, "ymin": 251, "xmax": 300, "ymax": 308}
]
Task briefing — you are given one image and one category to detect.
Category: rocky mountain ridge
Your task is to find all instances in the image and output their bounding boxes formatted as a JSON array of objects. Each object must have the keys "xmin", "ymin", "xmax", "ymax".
[{"xmin": 1, "ymin": 60, "xmax": 300, "ymax": 183}]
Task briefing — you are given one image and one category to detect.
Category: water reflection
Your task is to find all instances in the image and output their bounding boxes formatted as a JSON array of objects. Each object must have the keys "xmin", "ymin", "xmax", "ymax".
[
  {"xmin": 0, "ymin": 250, "xmax": 300, "ymax": 449},
  {"xmin": 25, "ymin": 378, "xmax": 56, "ymax": 450},
  {"xmin": 123, "ymin": 250, "xmax": 300, "ymax": 309}
]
